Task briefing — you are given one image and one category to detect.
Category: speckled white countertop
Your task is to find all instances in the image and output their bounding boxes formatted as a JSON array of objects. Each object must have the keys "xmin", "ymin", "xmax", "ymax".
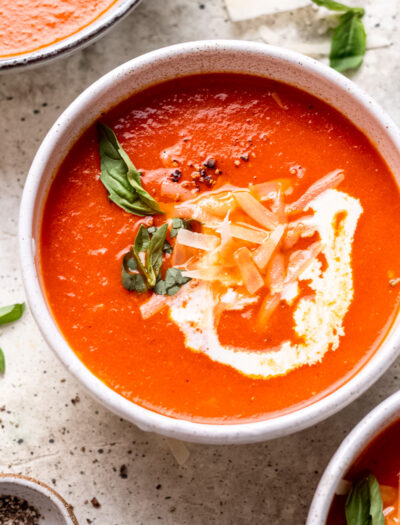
[{"xmin": 0, "ymin": 1, "xmax": 399, "ymax": 523}]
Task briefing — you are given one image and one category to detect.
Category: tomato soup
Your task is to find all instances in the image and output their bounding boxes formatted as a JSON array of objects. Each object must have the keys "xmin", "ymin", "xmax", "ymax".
[
  {"xmin": 327, "ymin": 418, "xmax": 400, "ymax": 524},
  {"xmin": 40, "ymin": 74, "xmax": 400, "ymax": 423},
  {"xmin": 0, "ymin": 0, "xmax": 119, "ymax": 58}
]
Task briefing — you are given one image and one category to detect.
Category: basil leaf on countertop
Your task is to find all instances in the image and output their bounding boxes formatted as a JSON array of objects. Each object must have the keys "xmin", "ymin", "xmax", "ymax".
[
  {"xmin": 97, "ymin": 122, "xmax": 163, "ymax": 216},
  {"xmin": 330, "ymin": 10, "xmax": 366, "ymax": 72},
  {"xmin": 312, "ymin": 0, "xmax": 362, "ymax": 13},
  {"xmin": 345, "ymin": 474, "xmax": 384, "ymax": 525},
  {"xmin": 0, "ymin": 348, "xmax": 5, "ymax": 375},
  {"xmin": 312, "ymin": 0, "xmax": 366, "ymax": 73},
  {"xmin": 0, "ymin": 303, "xmax": 25, "ymax": 325},
  {"xmin": 154, "ymin": 268, "xmax": 191, "ymax": 296},
  {"xmin": 0, "ymin": 303, "xmax": 25, "ymax": 376}
]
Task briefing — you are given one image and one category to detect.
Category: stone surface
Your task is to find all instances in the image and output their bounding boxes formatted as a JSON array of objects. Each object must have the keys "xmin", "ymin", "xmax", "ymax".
[{"xmin": 0, "ymin": 0, "xmax": 399, "ymax": 523}]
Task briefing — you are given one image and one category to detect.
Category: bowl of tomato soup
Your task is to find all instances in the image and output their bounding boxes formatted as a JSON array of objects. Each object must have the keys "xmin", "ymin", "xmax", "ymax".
[
  {"xmin": 307, "ymin": 390, "xmax": 400, "ymax": 525},
  {"xmin": 0, "ymin": 0, "xmax": 142, "ymax": 71},
  {"xmin": 19, "ymin": 41, "xmax": 400, "ymax": 444}
]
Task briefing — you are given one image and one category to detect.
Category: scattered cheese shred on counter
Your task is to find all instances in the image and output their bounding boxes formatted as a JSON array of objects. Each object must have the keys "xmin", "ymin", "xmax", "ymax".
[
  {"xmin": 166, "ymin": 438, "xmax": 190, "ymax": 466},
  {"xmin": 225, "ymin": 0, "xmax": 309, "ymax": 21}
]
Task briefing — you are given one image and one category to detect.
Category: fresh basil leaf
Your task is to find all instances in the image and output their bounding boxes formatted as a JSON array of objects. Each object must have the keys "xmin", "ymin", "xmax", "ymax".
[
  {"xmin": 154, "ymin": 277, "xmax": 167, "ymax": 295},
  {"xmin": 0, "ymin": 303, "xmax": 25, "ymax": 326},
  {"xmin": 134, "ymin": 225, "xmax": 150, "ymax": 253},
  {"xmin": 330, "ymin": 11, "xmax": 366, "ymax": 72},
  {"xmin": 312, "ymin": 0, "xmax": 366, "ymax": 73},
  {"xmin": 368, "ymin": 475, "xmax": 385, "ymax": 525},
  {"xmin": 0, "ymin": 348, "xmax": 4, "ymax": 375},
  {"xmin": 122, "ymin": 223, "xmax": 191, "ymax": 296},
  {"xmin": 122, "ymin": 253, "xmax": 148, "ymax": 293},
  {"xmin": 345, "ymin": 474, "xmax": 384, "ymax": 525},
  {"xmin": 127, "ymin": 176, "xmax": 163, "ymax": 215},
  {"xmin": 163, "ymin": 239, "xmax": 173, "ymax": 254},
  {"xmin": 147, "ymin": 223, "xmax": 168, "ymax": 287},
  {"xmin": 345, "ymin": 478, "xmax": 370, "ymax": 525},
  {"xmin": 130, "ymin": 224, "xmax": 168, "ymax": 288},
  {"xmin": 171, "ymin": 218, "xmax": 184, "ymax": 238},
  {"xmin": 155, "ymin": 268, "xmax": 191, "ymax": 296},
  {"xmin": 97, "ymin": 123, "xmax": 163, "ymax": 216},
  {"xmin": 170, "ymin": 218, "xmax": 199, "ymax": 238},
  {"xmin": 145, "ymin": 225, "xmax": 171, "ymax": 253},
  {"xmin": 312, "ymin": 0, "xmax": 363, "ymax": 13},
  {"xmin": 126, "ymin": 256, "xmax": 138, "ymax": 271},
  {"xmin": 133, "ymin": 225, "xmax": 151, "ymax": 281}
]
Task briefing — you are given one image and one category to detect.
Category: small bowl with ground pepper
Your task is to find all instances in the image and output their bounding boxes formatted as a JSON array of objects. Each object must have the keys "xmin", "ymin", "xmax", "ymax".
[{"xmin": 0, "ymin": 474, "xmax": 78, "ymax": 525}]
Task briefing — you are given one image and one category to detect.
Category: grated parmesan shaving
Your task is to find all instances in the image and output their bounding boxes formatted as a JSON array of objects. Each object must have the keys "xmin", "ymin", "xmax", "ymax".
[
  {"xmin": 166, "ymin": 438, "xmax": 190, "ymax": 466},
  {"xmin": 167, "ymin": 189, "xmax": 363, "ymax": 379}
]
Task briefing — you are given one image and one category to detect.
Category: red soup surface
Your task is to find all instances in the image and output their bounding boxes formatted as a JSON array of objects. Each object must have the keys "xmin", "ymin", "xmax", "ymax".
[
  {"xmin": 40, "ymin": 74, "xmax": 400, "ymax": 423},
  {"xmin": 327, "ymin": 418, "xmax": 400, "ymax": 524},
  {"xmin": 0, "ymin": 0, "xmax": 119, "ymax": 58}
]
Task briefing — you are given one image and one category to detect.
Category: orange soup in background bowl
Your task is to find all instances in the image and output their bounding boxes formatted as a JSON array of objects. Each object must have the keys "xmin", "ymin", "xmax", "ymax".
[
  {"xmin": 307, "ymin": 390, "xmax": 400, "ymax": 525},
  {"xmin": 0, "ymin": 0, "xmax": 142, "ymax": 71},
  {"xmin": 19, "ymin": 41, "xmax": 400, "ymax": 444}
]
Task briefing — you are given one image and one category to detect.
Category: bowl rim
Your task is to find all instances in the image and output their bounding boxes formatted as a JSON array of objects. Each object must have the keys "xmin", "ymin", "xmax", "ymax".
[
  {"xmin": 19, "ymin": 39, "xmax": 400, "ymax": 444},
  {"xmin": 0, "ymin": 473, "xmax": 78, "ymax": 524},
  {"xmin": 0, "ymin": 0, "xmax": 142, "ymax": 72},
  {"xmin": 306, "ymin": 390, "xmax": 400, "ymax": 524}
]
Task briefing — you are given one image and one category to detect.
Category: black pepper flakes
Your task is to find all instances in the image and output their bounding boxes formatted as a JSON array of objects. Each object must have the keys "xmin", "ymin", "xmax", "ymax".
[
  {"xmin": 203, "ymin": 158, "xmax": 216, "ymax": 169},
  {"xmin": 170, "ymin": 169, "xmax": 182, "ymax": 183},
  {"xmin": 0, "ymin": 495, "xmax": 41, "ymax": 524}
]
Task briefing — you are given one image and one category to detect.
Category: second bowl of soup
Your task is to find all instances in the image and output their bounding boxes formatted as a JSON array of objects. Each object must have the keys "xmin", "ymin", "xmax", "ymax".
[
  {"xmin": 20, "ymin": 41, "xmax": 400, "ymax": 443},
  {"xmin": 307, "ymin": 390, "xmax": 400, "ymax": 524}
]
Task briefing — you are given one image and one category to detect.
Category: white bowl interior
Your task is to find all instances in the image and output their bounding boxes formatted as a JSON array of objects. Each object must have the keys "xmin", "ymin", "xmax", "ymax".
[
  {"xmin": 307, "ymin": 390, "xmax": 400, "ymax": 524},
  {"xmin": 0, "ymin": 476, "xmax": 77, "ymax": 524},
  {"xmin": 20, "ymin": 41, "xmax": 400, "ymax": 444}
]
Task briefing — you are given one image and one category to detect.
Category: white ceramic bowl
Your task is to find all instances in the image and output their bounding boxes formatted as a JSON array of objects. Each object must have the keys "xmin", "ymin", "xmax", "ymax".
[
  {"xmin": 19, "ymin": 40, "xmax": 400, "ymax": 445},
  {"xmin": 0, "ymin": 474, "xmax": 78, "ymax": 524},
  {"xmin": 0, "ymin": 0, "xmax": 142, "ymax": 72},
  {"xmin": 307, "ymin": 390, "xmax": 400, "ymax": 524}
]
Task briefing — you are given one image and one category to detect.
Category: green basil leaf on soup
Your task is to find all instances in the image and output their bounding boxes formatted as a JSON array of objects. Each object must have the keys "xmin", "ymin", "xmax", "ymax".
[
  {"xmin": 133, "ymin": 224, "xmax": 151, "ymax": 281},
  {"xmin": 367, "ymin": 475, "xmax": 385, "ymax": 525},
  {"xmin": 163, "ymin": 239, "xmax": 173, "ymax": 254},
  {"xmin": 170, "ymin": 217, "xmax": 199, "ymax": 238},
  {"xmin": 345, "ymin": 474, "xmax": 384, "ymax": 525},
  {"xmin": 147, "ymin": 223, "xmax": 168, "ymax": 287},
  {"xmin": 121, "ymin": 253, "xmax": 148, "ymax": 293},
  {"xmin": 97, "ymin": 122, "xmax": 163, "ymax": 216},
  {"xmin": 155, "ymin": 268, "xmax": 191, "ymax": 297}
]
